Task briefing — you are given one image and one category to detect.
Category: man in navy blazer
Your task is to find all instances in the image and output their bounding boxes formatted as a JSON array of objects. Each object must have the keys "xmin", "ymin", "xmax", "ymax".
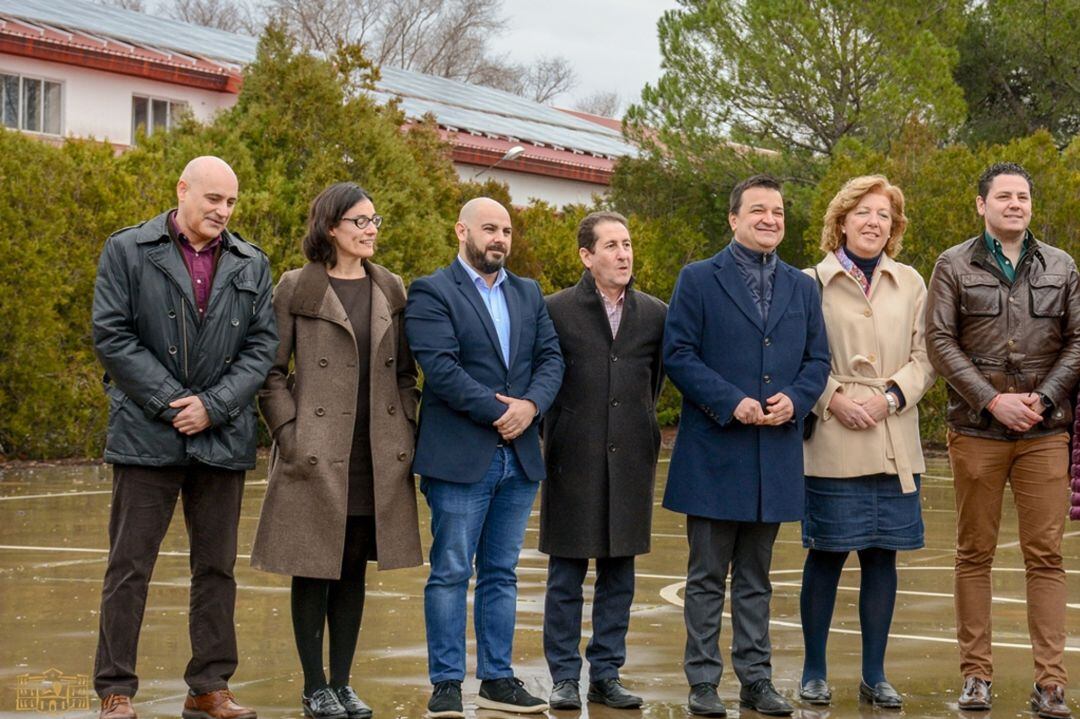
[
  {"xmin": 663, "ymin": 175, "xmax": 829, "ymax": 717},
  {"xmin": 405, "ymin": 197, "xmax": 564, "ymax": 718}
]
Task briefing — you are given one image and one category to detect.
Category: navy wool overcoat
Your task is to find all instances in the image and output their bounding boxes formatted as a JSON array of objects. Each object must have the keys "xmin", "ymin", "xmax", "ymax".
[{"xmin": 662, "ymin": 245, "xmax": 830, "ymax": 523}]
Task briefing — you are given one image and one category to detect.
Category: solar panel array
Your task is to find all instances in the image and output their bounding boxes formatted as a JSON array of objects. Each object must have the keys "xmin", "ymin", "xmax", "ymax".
[{"xmin": 0, "ymin": 0, "xmax": 635, "ymax": 158}]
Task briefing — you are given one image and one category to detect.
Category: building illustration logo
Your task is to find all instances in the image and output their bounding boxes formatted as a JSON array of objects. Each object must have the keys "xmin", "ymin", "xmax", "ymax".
[{"xmin": 15, "ymin": 668, "xmax": 91, "ymax": 712}]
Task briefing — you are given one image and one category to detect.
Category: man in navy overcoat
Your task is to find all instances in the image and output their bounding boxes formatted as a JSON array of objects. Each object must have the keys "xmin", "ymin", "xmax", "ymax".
[
  {"xmin": 663, "ymin": 175, "xmax": 829, "ymax": 717},
  {"xmin": 405, "ymin": 197, "xmax": 564, "ymax": 718}
]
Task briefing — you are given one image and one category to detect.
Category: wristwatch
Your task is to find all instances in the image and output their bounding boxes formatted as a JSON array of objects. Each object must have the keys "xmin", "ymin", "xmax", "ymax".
[{"xmin": 884, "ymin": 392, "xmax": 898, "ymax": 415}]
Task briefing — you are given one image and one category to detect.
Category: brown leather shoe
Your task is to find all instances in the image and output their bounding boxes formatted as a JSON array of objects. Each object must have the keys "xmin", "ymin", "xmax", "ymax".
[
  {"xmin": 1031, "ymin": 683, "xmax": 1072, "ymax": 719},
  {"xmin": 182, "ymin": 690, "xmax": 257, "ymax": 719},
  {"xmin": 958, "ymin": 676, "xmax": 991, "ymax": 711},
  {"xmin": 99, "ymin": 695, "xmax": 136, "ymax": 719}
]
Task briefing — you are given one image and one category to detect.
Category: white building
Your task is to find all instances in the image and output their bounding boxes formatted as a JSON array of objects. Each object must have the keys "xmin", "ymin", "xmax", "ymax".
[{"xmin": 0, "ymin": 0, "xmax": 635, "ymax": 206}]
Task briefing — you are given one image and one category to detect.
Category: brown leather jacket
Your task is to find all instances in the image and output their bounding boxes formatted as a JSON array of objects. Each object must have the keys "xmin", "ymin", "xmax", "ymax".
[{"xmin": 925, "ymin": 233, "xmax": 1080, "ymax": 439}]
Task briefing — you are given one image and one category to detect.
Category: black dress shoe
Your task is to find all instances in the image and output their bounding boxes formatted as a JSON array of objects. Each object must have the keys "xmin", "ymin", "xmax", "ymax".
[
  {"xmin": 958, "ymin": 676, "xmax": 991, "ymax": 711},
  {"xmin": 799, "ymin": 678, "xmax": 832, "ymax": 706},
  {"xmin": 688, "ymin": 683, "xmax": 727, "ymax": 717},
  {"xmin": 332, "ymin": 687, "xmax": 372, "ymax": 719},
  {"xmin": 476, "ymin": 678, "xmax": 548, "ymax": 714},
  {"xmin": 302, "ymin": 688, "xmax": 347, "ymax": 719},
  {"xmin": 587, "ymin": 678, "xmax": 643, "ymax": 709},
  {"xmin": 859, "ymin": 680, "xmax": 902, "ymax": 709},
  {"xmin": 548, "ymin": 680, "xmax": 581, "ymax": 710},
  {"xmin": 739, "ymin": 679, "xmax": 794, "ymax": 717}
]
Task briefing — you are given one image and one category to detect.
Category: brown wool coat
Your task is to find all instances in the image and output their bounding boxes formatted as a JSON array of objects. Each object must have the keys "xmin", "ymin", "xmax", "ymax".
[{"xmin": 250, "ymin": 261, "xmax": 423, "ymax": 578}]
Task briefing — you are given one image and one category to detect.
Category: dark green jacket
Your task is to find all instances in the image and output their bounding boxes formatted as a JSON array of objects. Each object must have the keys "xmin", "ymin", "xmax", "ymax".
[{"xmin": 92, "ymin": 211, "xmax": 278, "ymax": 469}]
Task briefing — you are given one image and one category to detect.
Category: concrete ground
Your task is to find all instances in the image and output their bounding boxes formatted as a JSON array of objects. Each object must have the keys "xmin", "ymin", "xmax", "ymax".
[{"xmin": 1, "ymin": 454, "xmax": 1078, "ymax": 718}]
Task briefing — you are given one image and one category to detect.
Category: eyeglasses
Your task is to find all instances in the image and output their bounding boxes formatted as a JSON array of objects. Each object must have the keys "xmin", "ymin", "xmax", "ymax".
[{"xmin": 341, "ymin": 214, "xmax": 383, "ymax": 229}]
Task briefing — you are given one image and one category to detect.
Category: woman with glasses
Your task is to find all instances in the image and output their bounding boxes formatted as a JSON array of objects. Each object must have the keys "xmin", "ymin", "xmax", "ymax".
[
  {"xmin": 251, "ymin": 182, "xmax": 423, "ymax": 719},
  {"xmin": 799, "ymin": 175, "xmax": 935, "ymax": 710}
]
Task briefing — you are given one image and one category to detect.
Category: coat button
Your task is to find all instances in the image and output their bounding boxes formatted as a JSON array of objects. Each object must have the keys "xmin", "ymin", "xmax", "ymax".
[
  {"xmin": 167, "ymin": 309, "xmax": 176, "ymax": 319},
  {"xmin": 231, "ymin": 318, "xmax": 240, "ymax": 327},
  {"xmin": 1007, "ymin": 386, "xmax": 1015, "ymax": 392},
  {"xmin": 224, "ymin": 356, "xmax": 232, "ymax": 364},
  {"xmin": 397, "ymin": 451, "xmax": 408, "ymax": 461},
  {"xmin": 1007, "ymin": 339, "xmax": 1016, "ymax": 346},
  {"xmin": 1055, "ymin": 410, "xmax": 1064, "ymax": 419},
  {"xmin": 168, "ymin": 345, "xmax": 178, "ymax": 355},
  {"xmin": 610, "ymin": 354, "xmax": 619, "ymax": 362},
  {"xmin": 863, "ymin": 308, "xmax": 873, "ymax": 317},
  {"xmin": 318, "ymin": 358, "xmax": 328, "ymax": 367},
  {"xmin": 608, "ymin": 443, "xmax": 617, "ymax": 452},
  {"xmin": 315, "ymin": 407, "xmax": 326, "ymax": 416},
  {"xmin": 387, "ymin": 404, "xmax": 396, "ymax": 415},
  {"xmin": 385, "ymin": 356, "xmax": 394, "ymax": 366},
  {"xmin": 307, "ymin": 455, "xmax": 318, "ymax": 465},
  {"xmin": 764, "ymin": 374, "xmax": 772, "ymax": 383},
  {"xmin": 868, "ymin": 354, "xmax": 877, "ymax": 363},
  {"xmin": 763, "ymin": 337, "xmax": 771, "ymax": 346},
  {"xmin": 610, "ymin": 398, "xmax": 620, "ymax": 407}
]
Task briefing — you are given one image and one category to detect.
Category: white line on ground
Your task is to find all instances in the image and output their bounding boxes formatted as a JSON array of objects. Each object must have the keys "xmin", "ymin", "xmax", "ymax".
[{"xmin": 657, "ymin": 581, "xmax": 1080, "ymax": 652}]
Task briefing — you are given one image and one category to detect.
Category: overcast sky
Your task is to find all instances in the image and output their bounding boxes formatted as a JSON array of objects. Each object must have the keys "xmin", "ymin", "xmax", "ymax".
[{"xmin": 490, "ymin": 0, "xmax": 680, "ymax": 115}]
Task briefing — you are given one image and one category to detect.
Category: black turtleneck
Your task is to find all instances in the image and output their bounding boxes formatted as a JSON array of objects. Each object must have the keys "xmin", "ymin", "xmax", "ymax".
[{"xmin": 844, "ymin": 246, "xmax": 881, "ymax": 283}]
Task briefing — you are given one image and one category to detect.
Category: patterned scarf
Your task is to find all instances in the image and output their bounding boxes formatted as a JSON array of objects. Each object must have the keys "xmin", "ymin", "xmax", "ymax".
[{"xmin": 835, "ymin": 247, "xmax": 872, "ymax": 296}]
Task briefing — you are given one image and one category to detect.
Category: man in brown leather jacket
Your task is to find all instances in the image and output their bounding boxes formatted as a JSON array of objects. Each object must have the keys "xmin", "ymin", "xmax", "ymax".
[{"xmin": 926, "ymin": 162, "xmax": 1080, "ymax": 719}]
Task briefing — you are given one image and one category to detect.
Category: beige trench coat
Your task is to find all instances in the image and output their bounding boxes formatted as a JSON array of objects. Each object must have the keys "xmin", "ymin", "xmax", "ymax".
[
  {"xmin": 251, "ymin": 261, "xmax": 423, "ymax": 577},
  {"xmin": 804, "ymin": 251, "xmax": 936, "ymax": 492}
]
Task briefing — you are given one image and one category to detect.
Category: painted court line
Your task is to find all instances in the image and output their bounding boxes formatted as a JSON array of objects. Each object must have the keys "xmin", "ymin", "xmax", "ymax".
[
  {"xmin": 657, "ymin": 581, "xmax": 1080, "ymax": 653},
  {"xmin": 0, "ymin": 489, "xmax": 112, "ymax": 501}
]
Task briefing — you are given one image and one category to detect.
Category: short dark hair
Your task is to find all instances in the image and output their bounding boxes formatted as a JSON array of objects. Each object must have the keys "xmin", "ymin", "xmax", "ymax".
[
  {"xmin": 978, "ymin": 162, "xmax": 1033, "ymax": 199},
  {"xmin": 577, "ymin": 211, "xmax": 629, "ymax": 252},
  {"xmin": 303, "ymin": 182, "xmax": 373, "ymax": 266},
  {"xmin": 729, "ymin": 174, "xmax": 782, "ymax": 215}
]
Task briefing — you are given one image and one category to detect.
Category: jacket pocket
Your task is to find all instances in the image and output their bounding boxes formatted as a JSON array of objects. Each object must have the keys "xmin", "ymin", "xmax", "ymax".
[
  {"xmin": 960, "ymin": 274, "xmax": 1001, "ymax": 316},
  {"xmin": 1030, "ymin": 273, "xmax": 1067, "ymax": 318}
]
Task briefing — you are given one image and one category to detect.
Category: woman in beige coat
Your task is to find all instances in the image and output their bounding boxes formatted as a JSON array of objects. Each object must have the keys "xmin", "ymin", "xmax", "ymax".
[
  {"xmin": 798, "ymin": 176, "xmax": 936, "ymax": 710},
  {"xmin": 251, "ymin": 182, "xmax": 422, "ymax": 719}
]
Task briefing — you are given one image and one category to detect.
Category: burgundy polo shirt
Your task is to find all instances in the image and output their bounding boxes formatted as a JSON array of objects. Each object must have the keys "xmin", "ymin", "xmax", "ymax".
[{"xmin": 168, "ymin": 211, "xmax": 221, "ymax": 318}]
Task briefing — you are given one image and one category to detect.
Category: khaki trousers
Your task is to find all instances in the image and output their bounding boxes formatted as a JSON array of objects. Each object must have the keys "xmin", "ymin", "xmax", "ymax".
[{"xmin": 947, "ymin": 431, "xmax": 1069, "ymax": 687}]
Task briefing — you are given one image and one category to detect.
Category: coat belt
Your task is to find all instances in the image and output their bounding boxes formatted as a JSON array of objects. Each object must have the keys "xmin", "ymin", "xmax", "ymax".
[{"xmin": 831, "ymin": 373, "xmax": 917, "ymax": 495}]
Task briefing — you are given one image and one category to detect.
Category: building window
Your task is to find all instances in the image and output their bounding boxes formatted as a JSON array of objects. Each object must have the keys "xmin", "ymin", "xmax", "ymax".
[
  {"xmin": 0, "ymin": 73, "xmax": 62, "ymax": 135},
  {"xmin": 132, "ymin": 95, "xmax": 187, "ymax": 139}
]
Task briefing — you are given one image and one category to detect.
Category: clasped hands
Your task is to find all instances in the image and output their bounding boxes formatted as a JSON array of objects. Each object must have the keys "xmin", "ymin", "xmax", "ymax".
[
  {"xmin": 827, "ymin": 390, "xmax": 890, "ymax": 430},
  {"xmin": 493, "ymin": 393, "xmax": 537, "ymax": 441},
  {"xmin": 733, "ymin": 393, "xmax": 794, "ymax": 426},
  {"xmin": 988, "ymin": 392, "xmax": 1046, "ymax": 433},
  {"xmin": 169, "ymin": 395, "xmax": 211, "ymax": 435}
]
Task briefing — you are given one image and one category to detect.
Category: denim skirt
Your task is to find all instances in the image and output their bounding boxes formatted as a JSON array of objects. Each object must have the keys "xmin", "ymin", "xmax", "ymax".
[{"xmin": 802, "ymin": 473, "xmax": 924, "ymax": 552}]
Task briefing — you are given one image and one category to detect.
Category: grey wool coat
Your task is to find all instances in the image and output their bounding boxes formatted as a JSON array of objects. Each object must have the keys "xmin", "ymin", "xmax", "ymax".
[
  {"xmin": 540, "ymin": 271, "xmax": 667, "ymax": 558},
  {"xmin": 251, "ymin": 261, "xmax": 423, "ymax": 578}
]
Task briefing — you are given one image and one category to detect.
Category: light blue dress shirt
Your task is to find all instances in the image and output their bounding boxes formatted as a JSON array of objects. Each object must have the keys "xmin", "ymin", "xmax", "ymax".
[{"xmin": 457, "ymin": 256, "xmax": 511, "ymax": 366}]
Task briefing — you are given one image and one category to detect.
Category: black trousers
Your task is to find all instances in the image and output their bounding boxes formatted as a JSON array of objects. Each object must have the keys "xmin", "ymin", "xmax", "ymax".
[
  {"xmin": 543, "ymin": 554, "xmax": 636, "ymax": 683},
  {"xmin": 93, "ymin": 463, "xmax": 245, "ymax": 698}
]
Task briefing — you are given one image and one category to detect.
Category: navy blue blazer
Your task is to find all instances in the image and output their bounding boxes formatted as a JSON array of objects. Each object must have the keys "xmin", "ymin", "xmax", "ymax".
[
  {"xmin": 662, "ymin": 245, "xmax": 830, "ymax": 522},
  {"xmin": 405, "ymin": 260, "xmax": 564, "ymax": 484}
]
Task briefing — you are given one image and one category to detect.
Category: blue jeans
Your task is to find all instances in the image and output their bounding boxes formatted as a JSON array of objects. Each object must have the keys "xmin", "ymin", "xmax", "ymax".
[{"xmin": 421, "ymin": 447, "xmax": 539, "ymax": 683}]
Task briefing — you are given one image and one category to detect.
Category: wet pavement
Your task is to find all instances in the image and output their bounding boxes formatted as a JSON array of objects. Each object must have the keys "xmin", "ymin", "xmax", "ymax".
[{"xmin": 1, "ymin": 454, "xmax": 1079, "ymax": 718}]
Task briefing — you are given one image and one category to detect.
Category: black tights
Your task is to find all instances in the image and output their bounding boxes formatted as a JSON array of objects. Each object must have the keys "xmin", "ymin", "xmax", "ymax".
[
  {"xmin": 800, "ymin": 546, "xmax": 897, "ymax": 686},
  {"xmin": 291, "ymin": 516, "xmax": 375, "ymax": 695}
]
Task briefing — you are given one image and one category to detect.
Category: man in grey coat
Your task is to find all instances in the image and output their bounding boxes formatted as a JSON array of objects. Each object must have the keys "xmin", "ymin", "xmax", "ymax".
[
  {"xmin": 541, "ymin": 211, "xmax": 666, "ymax": 711},
  {"xmin": 91, "ymin": 156, "xmax": 277, "ymax": 719}
]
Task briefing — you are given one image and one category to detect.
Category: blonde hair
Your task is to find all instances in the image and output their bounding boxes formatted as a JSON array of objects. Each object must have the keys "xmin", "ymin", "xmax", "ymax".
[{"xmin": 819, "ymin": 175, "xmax": 908, "ymax": 257}]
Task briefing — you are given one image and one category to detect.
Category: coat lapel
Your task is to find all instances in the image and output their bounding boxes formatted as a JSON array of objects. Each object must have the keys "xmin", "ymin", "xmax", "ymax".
[
  {"xmin": 451, "ymin": 260, "xmax": 507, "ymax": 370},
  {"xmin": 289, "ymin": 262, "xmax": 354, "ymax": 338},
  {"xmin": 368, "ymin": 265, "xmax": 394, "ymax": 361},
  {"xmin": 146, "ymin": 242, "xmax": 198, "ymax": 314},
  {"xmin": 714, "ymin": 251, "xmax": 765, "ymax": 332},
  {"xmin": 505, "ymin": 278, "xmax": 523, "ymax": 370},
  {"xmin": 763, "ymin": 265, "xmax": 796, "ymax": 336}
]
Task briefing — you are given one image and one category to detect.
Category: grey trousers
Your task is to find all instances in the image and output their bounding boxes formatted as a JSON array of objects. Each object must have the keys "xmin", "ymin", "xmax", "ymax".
[{"xmin": 683, "ymin": 516, "xmax": 780, "ymax": 687}]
